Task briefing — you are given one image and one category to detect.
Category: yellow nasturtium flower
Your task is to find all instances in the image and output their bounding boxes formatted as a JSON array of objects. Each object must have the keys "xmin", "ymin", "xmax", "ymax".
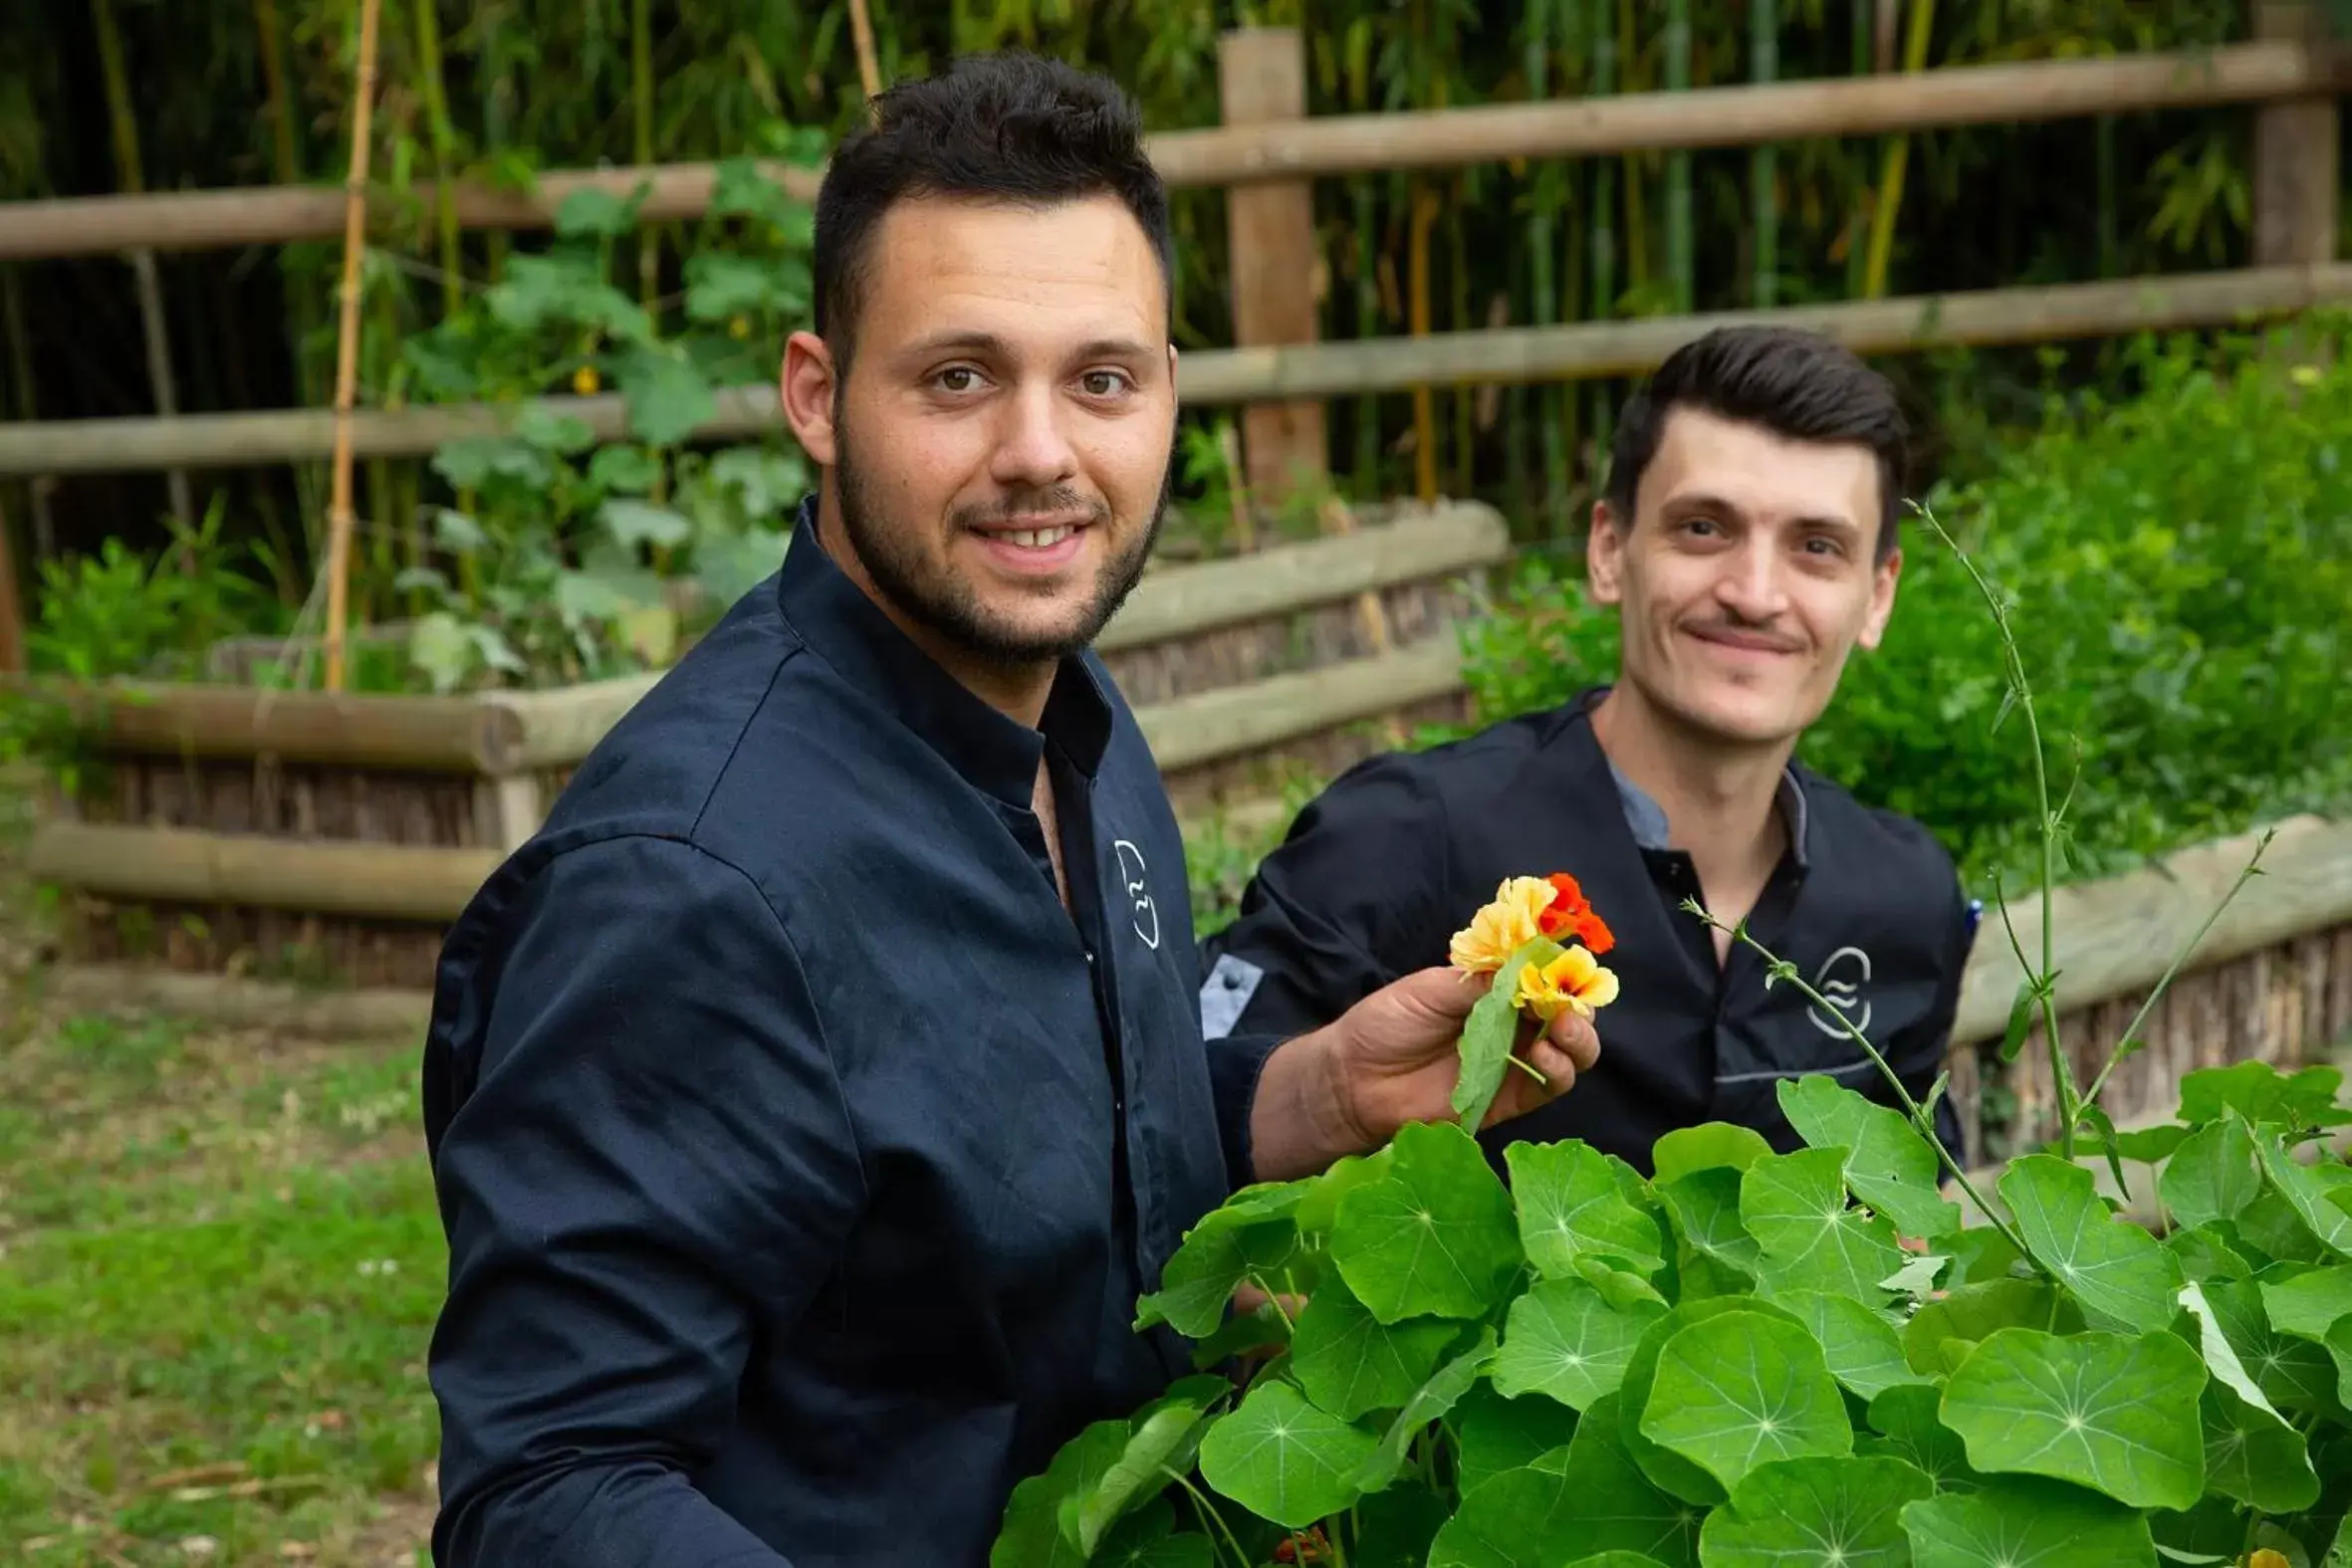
[
  {"xmin": 1515, "ymin": 945, "xmax": 1621, "ymax": 1022},
  {"xmin": 1448, "ymin": 876, "xmax": 1557, "ymax": 976},
  {"xmin": 574, "ymin": 364, "xmax": 600, "ymax": 395}
]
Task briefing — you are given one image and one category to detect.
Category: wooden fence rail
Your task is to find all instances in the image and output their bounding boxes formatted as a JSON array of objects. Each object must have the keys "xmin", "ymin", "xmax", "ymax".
[
  {"xmin": 0, "ymin": 40, "xmax": 2341, "ymax": 262},
  {"xmin": 2, "ymin": 263, "xmax": 2347, "ymax": 479}
]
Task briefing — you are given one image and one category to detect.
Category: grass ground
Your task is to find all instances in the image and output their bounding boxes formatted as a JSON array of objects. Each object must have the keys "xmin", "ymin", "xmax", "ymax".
[{"xmin": 0, "ymin": 781, "xmax": 442, "ymax": 1566}]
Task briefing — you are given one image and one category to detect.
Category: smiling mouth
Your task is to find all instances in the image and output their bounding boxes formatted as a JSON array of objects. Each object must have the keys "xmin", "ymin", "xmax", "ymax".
[
  {"xmin": 1685, "ymin": 625, "xmax": 1803, "ymax": 657},
  {"xmin": 993, "ymin": 525, "xmax": 1079, "ymax": 549}
]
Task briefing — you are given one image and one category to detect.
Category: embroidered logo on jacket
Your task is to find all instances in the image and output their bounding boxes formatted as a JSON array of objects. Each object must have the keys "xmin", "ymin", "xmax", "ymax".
[
  {"xmin": 1806, "ymin": 945, "xmax": 1873, "ymax": 1037},
  {"xmin": 1111, "ymin": 838, "xmax": 1161, "ymax": 951}
]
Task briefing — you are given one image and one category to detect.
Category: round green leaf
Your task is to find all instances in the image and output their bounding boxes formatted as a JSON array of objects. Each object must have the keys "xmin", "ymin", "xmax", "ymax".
[
  {"xmin": 2259, "ymin": 1263, "xmax": 2352, "ymax": 1342},
  {"xmin": 1898, "ymin": 1474, "xmax": 2157, "ymax": 1567},
  {"xmin": 1657, "ymin": 1165, "xmax": 1763, "ymax": 1293},
  {"xmin": 1289, "ymin": 1272, "xmax": 1458, "ymax": 1422},
  {"xmin": 1505, "ymin": 1138, "xmax": 1666, "ymax": 1278},
  {"xmin": 2252, "ymin": 1123, "xmax": 2352, "ymax": 1260},
  {"xmin": 2169, "ymin": 1225, "xmax": 2254, "ymax": 1284},
  {"xmin": 1776, "ymin": 1075, "xmax": 1965, "ymax": 1239},
  {"xmin": 1637, "ymin": 1309, "xmax": 1855, "ymax": 1495},
  {"xmin": 1352, "ymin": 1489, "xmax": 1452, "ymax": 1568},
  {"xmin": 1696, "ymin": 1454, "xmax": 1934, "ymax": 1568},
  {"xmin": 2161, "ymin": 1115, "xmax": 2264, "ymax": 1232},
  {"xmin": 1653, "ymin": 1123, "xmax": 1774, "ymax": 1185},
  {"xmin": 1133, "ymin": 1210, "xmax": 1294, "ymax": 1339},
  {"xmin": 1444, "ymin": 1391, "xmax": 1702, "ymax": 1568},
  {"xmin": 1091, "ymin": 1498, "xmax": 1217, "ymax": 1567},
  {"xmin": 1196, "ymin": 1379, "xmax": 1379, "ymax": 1530},
  {"xmin": 2199, "ymin": 1274, "xmax": 2343, "ymax": 1417},
  {"xmin": 1449, "ymin": 1383, "xmax": 1578, "ymax": 1499},
  {"xmin": 2198, "ymin": 1379, "xmax": 2321, "ymax": 1514},
  {"xmin": 1999, "ymin": 1153, "xmax": 2185, "ymax": 1332},
  {"xmin": 1062, "ymin": 1375, "xmax": 1228, "ymax": 1554},
  {"xmin": 1903, "ymin": 1277, "xmax": 2084, "ymax": 1378},
  {"xmin": 1351, "ymin": 1326, "xmax": 1497, "ymax": 1493},
  {"xmin": 1560, "ymin": 1558, "xmax": 1672, "ymax": 1568},
  {"xmin": 1493, "ymin": 1274, "xmax": 1666, "ymax": 1412},
  {"xmin": 989, "ymin": 1419, "xmax": 1132, "ymax": 1568},
  {"xmin": 1938, "ymin": 1326, "xmax": 2207, "ymax": 1510},
  {"xmin": 1331, "ymin": 1119, "xmax": 1522, "ymax": 1324},
  {"xmin": 1857, "ymin": 1383, "xmax": 1980, "ymax": 1493},
  {"xmin": 1766, "ymin": 1288, "xmax": 1931, "ymax": 1400},
  {"xmin": 1742, "ymin": 1148, "xmax": 1908, "ymax": 1302}
]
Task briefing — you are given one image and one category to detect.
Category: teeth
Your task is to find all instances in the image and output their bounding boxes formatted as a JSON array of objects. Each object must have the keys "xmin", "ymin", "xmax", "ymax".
[{"xmin": 1004, "ymin": 527, "xmax": 1074, "ymax": 549}]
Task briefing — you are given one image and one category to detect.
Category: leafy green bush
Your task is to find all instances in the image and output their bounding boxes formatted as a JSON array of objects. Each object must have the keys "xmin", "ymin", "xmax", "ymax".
[
  {"xmin": 991, "ymin": 1059, "xmax": 2351, "ymax": 1567},
  {"xmin": 1442, "ymin": 318, "xmax": 2352, "ymax": 899}
]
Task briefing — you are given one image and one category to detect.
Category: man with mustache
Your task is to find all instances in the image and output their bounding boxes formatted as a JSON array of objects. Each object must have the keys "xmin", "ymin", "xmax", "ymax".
[
  {"xmin": 417, "ymin": 52, "xmax": 1597, "ymax": 1568},
  {"xmin": 1201, "ymin": 326, "xmax": 1977, "ymax": 1175}
]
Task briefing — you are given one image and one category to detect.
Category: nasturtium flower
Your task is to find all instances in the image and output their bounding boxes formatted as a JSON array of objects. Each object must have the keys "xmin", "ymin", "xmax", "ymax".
[
  {"xmin": 1514, "ymin": 944, "xmax": 1620, "ymax": 1021},
  {"xmin": 1448, "ymin": 875, "xmax": 1558, "ymax": 975},
  {"xmin": 1536, "ymin": 871, "xmax": 1615, "ymax": 955}
]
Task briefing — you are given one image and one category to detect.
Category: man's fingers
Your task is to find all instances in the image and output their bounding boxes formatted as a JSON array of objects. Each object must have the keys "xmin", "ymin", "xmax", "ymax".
[
  {"xmin": 1544, "ymin": 1008, "xmax": 1603, "ymax": 1072},
  {"xmin": 1524, "ymin": 1040, "xmax": 1576, "ymax": 1093}
]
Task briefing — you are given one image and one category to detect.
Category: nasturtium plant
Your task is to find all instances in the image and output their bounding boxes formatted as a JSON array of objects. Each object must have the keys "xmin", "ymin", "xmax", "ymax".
[{"xmin": 993, "ymin": 1057, "xmax": 2352, "ymax": 1567}]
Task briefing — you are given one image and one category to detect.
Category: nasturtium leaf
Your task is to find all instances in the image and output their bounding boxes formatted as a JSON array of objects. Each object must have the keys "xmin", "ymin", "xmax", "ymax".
[
  {"xmin": 1653, "ymin": 1123, "xmax": 1775, "ymax": 1185},
  {"xmin": 1506, "ymin": 1139, "xmax": 1666, "ymax": 1277},
  {"xmin": 2253, "ymin": 1125, "xmax": 2352, "ymax": 1259},
  {"xmin": 1743, "ymin": 1148, "xmax": 1908, "ymax": 1303},
  {"xmin": 1294, "ymin": 1145, "xmax": 1392, "ymax": 1234},
  {"xmin": 1493, "ymin": 1274, "xmax": 1666, "ymax": 1412},
  {"xmin": 1352, "ymin": 1326, "xmax": 1497, "ymax": 1492},
  {"xmin": 2198, "ymin": 1274, "xmax": 2344, "ymax": 1418},
  {"xmin": 1452, "ymin": 937, "xmax": 1552, "ymax": 1132},
  {"xmin": 1898, "ymin": 1473, "xmax": 2158, "ymax": 1567},
  {"xmin": 1133, "ymin": 1213, "xmax": 1294, "ymax": 1339},
  {"xmin": 1559, "ymin": 1556, "xmax": 1673, "ymax": 1568},
  {"xmin": 1449, "ymin": 1383, "xmax": 1577, "ymax": 1498},
  {"xmin": 2109, "ymin": 1123, "xmax": 2194, "ymax": 1165},
  {"xmin": 2148, "ymin": 1493, "xmax": 2251, "ymax": 1562},
  {"xmin": 1425, "ymin": 1462, "xmax": 1579, "ymax": 1568},
  {"xmin": 1696, "ymin": 1454, "xmax": 1934, "ymax": 1568},
  {"xmin": 1939, "ymin": 1326, "xmax": 2208, "ymax": 1510},
  {"xmin": 2261, "ymin": 1264, "xmax": 2352, "ymax": 1342},
  {"xmin": 1858, "ymin": 1383, "xmax": 1979, "ymax": 1493},
  {"xmin": 1578, "ymin": 1256, "xmax": 1671, "ymax": 1313},
  {"xmin": 1186, "ymin": 1298, "xmax": 1289, "ymax": 1372},
  {"xmin": 1062, "ymin": 1375, "xmax": 1228, "ymax": 1554},
  {"xmin": 1880, "ymin": 1251, "xmax": 1952, "ymax": 1301},
  {"xmin": 586, "ymin": 442, "xmax": 663, "ymax": 495},
  {"xmin": 2333, "ymin": 1317, "xmax": 2352, "ymax": 1410},
  {"xmin": 1778, "ymin": 1076, "xmax": 1966, "ymax": 1238},
  {"xmin": 2233, "ymin": 1187, "xmax": 2336, "ymax": 1266},
  {"xmin": 2178, "ymin": 1279, "xmax": 2284, "ymax": 1419},
  {"xmin": 2169, "ymin": 1225, "xmax": 2254, "ymax": 1283},
  {"xmin": 1766, "ymin": 1288, "xmax": 1930, "ymax": 1400},
  {"xmin": 1288, "ymin": 1273, "xmax": 1458, "ymax": 1422},
  {"xmin": 1658, "ymin": 1166, "xmax": 1763, "ymax": 1291},
  {"xmin": 990, "ymin": 1418, "xmax": 1131, "ymax": 1568},
  {"xmin": 2000, "ymin": 1154, "xmax": 2185, "ymax": 1332},
  {"xmin": 2162, "ymin": 1116, "xmax": 2265, "ymax": 1232},
  {"xmin": 1545, "ymin": 1392, "xmax": 1704, "ymax": 1567},
  {"xmin": 1620, "ymin": 1297, "xmax": 1803, "ymax": 1505},
  {"xmin": 1902, "ymin": 1276, "xmax": 2083, "ymax": 1378},
  {"xmin": 1196, "ymin": 1379, "xmax": 1378, "ymax": 1529},
  {"xmin": 515, "ymin": 401, "xmax": 598, "ymax": 453},
  {"xmin": 1331, "ymin": 1119, "xmax": 1522, "ymax": 1324},
  {"xmin": 617, "ymin": 345, "xmax": 718, "ymax": 447},
  {"xmin": 600, "ymin": 497, "xmax": 695, "ymax": 551},
  {"xmin": 2179, "ymin": 1062, "xmax": 2351, "ymax": 1130},
  {"xmin": 1637, "ymin": 1309, "xmax": 1855, "ymax": 1495},
  {"xmin": 1087, "ymin": 1497, "xmax": 1215, "ymax": 1568},
  {"xmin": 2198, "ymin": 1379, "xmax": 2321, "ymax": 1514},
  {"xmin": 1945, "ymin": 1225, "xmax": 2029, "ymax": 1289},
  {"xmin": 1351, "ymin": 1488, "xmax": 1451, "ymax": 1568}
]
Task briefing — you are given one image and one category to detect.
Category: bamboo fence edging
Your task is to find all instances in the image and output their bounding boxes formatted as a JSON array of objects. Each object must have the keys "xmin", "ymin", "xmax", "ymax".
[
  {"xmin": 0, "ymin": 40, "xmax": 2341, "ymax": 262},
  {"xmin": 0, "ymin": 676, "xmax": 523, "ymax": 773},
  {"xmin": 1137, "ymin": 638, "xmax": 1466, "ymax": 775},
  {"xmin": 27, "ymin": 818, "xmax": 500, "ymax": 923},
  {"xmin": 8, "ymin": 264, "xmax": 2350, "ymax": 479},
  {"xmin": 1948, "ymin": 811, "xmax": 2352, "ymax": 1046}
]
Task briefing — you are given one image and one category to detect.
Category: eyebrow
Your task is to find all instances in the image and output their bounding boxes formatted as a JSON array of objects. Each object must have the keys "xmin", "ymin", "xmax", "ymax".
[
  {"xmin": 1664, "ymin": 491, "xmax": 1860, "ymax": 535},
  {"xmin": 898, "ymin": 330, "xmax": 1159, "ymax": 364}
]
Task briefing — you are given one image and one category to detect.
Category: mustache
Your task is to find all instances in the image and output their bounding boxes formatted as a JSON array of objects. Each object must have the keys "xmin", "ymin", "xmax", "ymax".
[
  {"xmin": 1680, "ymin": 618, "xmax": 1807, "ymax": 653},
  {"xmin": 951, "ymin": 488, "xmax": 1113, "ymax": 530}
]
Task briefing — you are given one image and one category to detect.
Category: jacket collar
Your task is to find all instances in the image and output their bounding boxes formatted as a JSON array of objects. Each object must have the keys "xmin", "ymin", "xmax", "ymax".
[
  {"xmin": 1567, "ymin": 685, "xmax": 1813, "ymax": 870},
  {"xmin": 774, "ymin": 494, "xmax": 1114, "ymax": 810}
]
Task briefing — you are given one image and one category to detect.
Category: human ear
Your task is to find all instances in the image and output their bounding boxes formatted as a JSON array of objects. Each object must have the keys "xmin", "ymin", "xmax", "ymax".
[
  {"xmin": 780, "ymin": 331, "xmax": 839, "ymax": 467},
  {"xmin": 1586, "ymin": 498, "xmax": 1627, "ymax": 605}
]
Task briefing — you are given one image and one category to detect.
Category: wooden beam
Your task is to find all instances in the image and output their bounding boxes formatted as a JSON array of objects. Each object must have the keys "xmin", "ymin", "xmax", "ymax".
[
  {"xmin": 2253, "ymin": 3, "xmax": 2340, "ymax": 268},
  {"xmin": 7, "ymin": 264, "xmax": 2347, "ymax": 478},
  {"xmin": 1949, "ymin": 813, "xmax": 2352, "ymax": 1046},
  {"xmin": 0, "ymin": 42, "xmax": 2342, "ymax": 263},
  {"xmin": 1219, "ymin": 28, "xmax": 1328, "ymax": 509},
  {"xmin": 1101, "ymin": 502, "xmax": 1506, "ymax": 652},
  {"xmin": 1138, "ymin": 637, "xmax": 1465, "ymax": 775},
  {"xmin": 6, "ymin": 678, "xmax": 522, "ymax": 773},
  {"xmin": 37, "ymin": 963, "xmax": 435, "ymax": 1038},
  {"xmin": 27, "ymin": 819, "xmax": 500, "ymax": 922}
]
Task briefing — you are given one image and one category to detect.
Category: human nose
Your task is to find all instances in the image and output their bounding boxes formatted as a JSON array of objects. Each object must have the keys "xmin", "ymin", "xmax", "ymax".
[
  {"xmin": 1715, "ymin": 537, "xmax": 1790, "ymax": 622},
  {"xmin": 988, "ymin": 380, "xmax": 1080, "ymax": 492}
]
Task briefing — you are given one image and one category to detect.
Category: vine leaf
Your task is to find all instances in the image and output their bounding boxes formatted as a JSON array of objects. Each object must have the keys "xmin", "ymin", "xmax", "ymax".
[
  {"xmin": 1742, "ymin": 1148, "xmax": 1908, "ymax": 1303},
  {"xmin": 1696, "ymin": 1454, "xmax": 1934, "ymax": 1568},
  {"xmin": 1777, "ymin": 1076, "xmax": 1964, "ymax": 1238},
  {"xmin": 1898, "ymin": 1473, "xmax": 2158, "ymax": 1566},
  {"xmin": 1938, "ymin": 1327, "xmax": 2207, "ymax": 1510},
  {"xmin": 1506, "ymin": 1139, "xmax": 1666, "ymax": 1278},
  {"xmin": 1999, "ymin": 1154, "xmax": 2184, "ymax": 1333},
  {"xmin": 1635, "ymin": 1309, "xmax": 1855, "ymax": 1496},
  {"xmin": 1493, "ymin": 1274, "xmax": 1667, "ymax": 1412},
  {"xmin": 1196, "ymin": 1379, "xmax": 1379, "ymax": 1530},
  {"xmin": 1330, "ymin": 1119, "xmax": 1524, "ymax": 1324}
]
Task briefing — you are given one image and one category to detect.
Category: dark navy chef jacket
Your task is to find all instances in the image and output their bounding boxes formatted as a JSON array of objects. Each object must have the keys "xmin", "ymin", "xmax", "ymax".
[
  {"xmin": 1199, "ymin": 687, "xmax": 1977, "ymax": 1176},
  {"xmin": 420, "ymin": 498, "xmax": 1285, "ymax": 1566}
]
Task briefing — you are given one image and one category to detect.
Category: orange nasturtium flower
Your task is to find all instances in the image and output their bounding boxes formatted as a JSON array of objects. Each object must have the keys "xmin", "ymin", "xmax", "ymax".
[
  {"xmin": 1535, "ymin": 870, "xmax": 1615, "ymax": 956},
  {"xmin": 1516, "ymin": 944, "xmax": 1621, "ymax": 1021},
  {"xmin": 1448, "ymin": 876, "xmax": 1558, "ymax": 975}
]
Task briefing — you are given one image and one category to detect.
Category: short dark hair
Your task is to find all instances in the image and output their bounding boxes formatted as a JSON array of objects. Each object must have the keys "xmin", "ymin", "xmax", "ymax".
[
  {"xmin": 811, "ymin": 52, "xmax": 1175, "ymax": 367},
  {"xmin": 1603, "ymin": 326, "xmax": 1910, "ymax": 560}
]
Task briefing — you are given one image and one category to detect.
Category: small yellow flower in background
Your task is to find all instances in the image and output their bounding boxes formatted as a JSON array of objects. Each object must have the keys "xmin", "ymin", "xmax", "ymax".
[
  {"xmin": 2288, "ymin": 364, "xmax": 2321, "ymax": 387},
  {"xmin": 573, "ymin": 364, "xmax": 600, "ymax": 395},
  {"xmin": 2240, "ymin": 1551, "xmax": 2291, "ymax": 1568},
  {"xmin": 1515, "ymin": 945, "xmax": 1620, "ymax": 1021},
  {"xmin": 1448, "ymin": 876, "xmax": 1556, "ymax": 975},
  {"xmin": 730, "ymin": 315, "xmax": 753, "ymax": 339}
]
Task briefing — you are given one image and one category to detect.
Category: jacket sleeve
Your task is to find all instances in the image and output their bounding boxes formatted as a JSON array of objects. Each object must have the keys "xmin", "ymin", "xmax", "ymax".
[
  {"xmin": 1197, "ymin": 755, "xmax": 1453, "ymax": 1045},
  {"xmin": 1887, "ymin": 879, "xmax": 1977, "ymax": 1171},
  {"xmin": 422, "ymin": 833, "xmax": 865, "ymax": 1568}
]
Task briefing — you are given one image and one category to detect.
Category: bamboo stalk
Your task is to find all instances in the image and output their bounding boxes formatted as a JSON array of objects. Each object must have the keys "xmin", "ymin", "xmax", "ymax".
[
  {"xmin": 323, "ymin": 0, "xmax": 386, "ymax": 695},
  {"xmin": 1752, "ymin": 0, "xmax": 1779, "ymax": 308},
  {"xmin": 1409, "ymin": 183, "xmax": 1439, "ymax": 503},
  {"xmin": 0, "ymin": 483, "xmax": 23, "ymax": 674},
  {"xmin": 633, "ymin": 0, "xmax": 660, "ymax": 321},
  {"xmin": 92, "ymin": 0, "xmax": 195, "ymax": 534},
  {"xmin": 1860, "ymin": 0, "xmax": 1937, "ymax": 301},
  {"xmin": 412, "ymin": 0, "xmax": 464, "ymax": 322},
  {"xmin": 1588, "ymin": 0, "xmax": 1618, "ymax": 465},
  {"xmin": 0, "ymin": 269, "xmax": 51, "ymax": 557},
  {"xmin": 11, "ymin": 265, "xmax": 2352, "ymax": 474},
  {"xmin": 847, "ymin": 0, "xmax": 883, "ymax": 100},
  {"xmin": 1525, "ymin": 0, "xmax": 1567, "ymax": 529},
  {"xmin": 1664, "ymin": 0, "xmax": 1694, "ymax": 314}
]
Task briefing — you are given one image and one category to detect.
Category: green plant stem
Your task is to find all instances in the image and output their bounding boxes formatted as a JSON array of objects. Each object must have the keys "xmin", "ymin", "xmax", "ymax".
[
  {"xmin": 1919, "ymin": 509, "xmax": 2076, "ymax": 1158},
  {"xmin": 2074, "ymin": 828, "xmax": 2276, "ymax": 1116},
  {"xmin": 1171, "ymin": 1469, "xmax": 1252, "ymax": 1568},
  {"xmin": 1246, "ymin": 1274, "xmax": 1296, "ymax": 1335},
  {"xmin": 1684, "ymin": 900, "xmax": 2033, "ymax": 1263}
]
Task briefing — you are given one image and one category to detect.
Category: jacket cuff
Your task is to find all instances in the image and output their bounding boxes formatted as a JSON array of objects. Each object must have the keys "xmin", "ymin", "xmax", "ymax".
[{"xmin": 1205, "ymin": 1029, "xmax": 1288, "ymax": 1191}]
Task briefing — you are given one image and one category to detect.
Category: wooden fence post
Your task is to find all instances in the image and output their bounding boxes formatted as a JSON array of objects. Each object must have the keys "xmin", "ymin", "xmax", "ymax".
[
  {"xmin": 2253, "ymin": 2, "xmax": 2340, "ymax": 268},
  {"xmin": 0, "ymin": 485, "xmax": 23, "ymax": 674},
  {"xmin": 1217, "ymin": 28, "xmax": 1329, "ymax": 522}
]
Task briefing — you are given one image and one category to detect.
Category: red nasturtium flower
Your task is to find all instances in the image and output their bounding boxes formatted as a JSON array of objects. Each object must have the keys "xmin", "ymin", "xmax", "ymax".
[
  {"xmin": 1274, "ymin": 1527, "xmax": 1331, "ymax": 1564},
  {"xmin": 1537, "ymin": 871, "xmax": 1616, "ymax": 956}
]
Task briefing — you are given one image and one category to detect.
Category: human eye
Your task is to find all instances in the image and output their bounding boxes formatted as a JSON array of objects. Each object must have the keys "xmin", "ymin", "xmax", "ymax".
[
  {"xmin": 1077, "ymin": 367, "xmax": 1134, "ymax": 398},
  {"xmin": 929, "ymin": 364, "xmax": 989, "ymax": 395}
]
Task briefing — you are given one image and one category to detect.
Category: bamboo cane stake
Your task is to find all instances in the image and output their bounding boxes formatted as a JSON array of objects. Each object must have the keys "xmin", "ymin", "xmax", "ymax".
[
  {"xmin": 323, "ymin": 0, "xmax": 385, "ymax": 694},
  {"xmin": 847, "ymin": 0, "xmax": 883, "ymax": 100},
  {"xmin": 1861, "ymin": 0, "xmax": 1937, "ymax": 301}
]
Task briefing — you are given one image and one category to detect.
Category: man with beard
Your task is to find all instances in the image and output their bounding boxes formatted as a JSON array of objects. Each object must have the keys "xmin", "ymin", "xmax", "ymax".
[{"xmin": 418, "ymin": 52, "xmax": 1599, "ymax": 1568}]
